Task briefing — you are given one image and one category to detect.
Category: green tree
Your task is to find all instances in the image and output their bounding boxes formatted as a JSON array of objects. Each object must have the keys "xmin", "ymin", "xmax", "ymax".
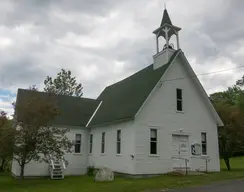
[
  {"xmin": 236, "ymin": 75, "xmax": 244, "ymax": 87},
  {"xmin": 0, "ymin": 111, "xmax": 14, "ymax": 172},
  {"xmin": 210, "ymin": 86, "xmax": 243, "ymax": 106},
  {"xmin": 210, "ymin": 85, "xmax": 244, "ymax": 170},
  {"xmin": 13, "ymin": 88, "xmax": 73, "ymax": 179},
  {"xmin": 215, "ymin": 104, "xmax": 244, "ymax": 170},
  {"xmin": 44, "ymin": 69, "xmax": 83, "ymax": 97}
]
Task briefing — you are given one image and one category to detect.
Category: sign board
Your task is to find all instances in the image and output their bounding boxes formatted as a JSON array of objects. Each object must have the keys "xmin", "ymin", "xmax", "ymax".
[{"xmin": 191, "ymin": 143, "xmax": 201, "ymax": 155}]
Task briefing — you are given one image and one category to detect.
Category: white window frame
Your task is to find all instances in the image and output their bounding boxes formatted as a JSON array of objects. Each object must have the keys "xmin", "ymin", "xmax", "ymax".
[
  {"xmin": 116, "ymin": 130, "xmax": 121, "ymax": 155},
  {"xmin": 149, "ymin": 129, "xmax": 158, "ymax": 155},
  {"xmin": 74, "ymin": 134, "xmax": 82, "ymax": 154},
  {"xmin": 101, "ymin": 132, "xmax": 105, "ymax": 154},
  {"xmin": 201, "ymin": 132, "xmax": 207, "ymax": 155},
  {"xmin": 176, "ymin": 88, "xmax": 183, "ymax": 112},
  {"xmin": 89, "ymin": 134, "xmax": 93, "ymax": 154}
]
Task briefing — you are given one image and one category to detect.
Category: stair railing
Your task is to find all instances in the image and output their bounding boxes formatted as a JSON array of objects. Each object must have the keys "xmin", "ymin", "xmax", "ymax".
[
  {"xmin": 171, "ymin": 156, "xmax": 190, "ymax": 175},
  {"xmin": 48, "ymin": 154, "xmax": 55, "ymax": 169},
  {"xmin": 61, "ymin": 156, "xmax": 66, "ymax": 170}
]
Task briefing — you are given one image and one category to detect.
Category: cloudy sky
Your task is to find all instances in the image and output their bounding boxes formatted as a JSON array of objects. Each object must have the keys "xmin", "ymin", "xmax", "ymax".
[{"xmin": 0, "ymin": 0, "xmax": 244, "ymax": 116}]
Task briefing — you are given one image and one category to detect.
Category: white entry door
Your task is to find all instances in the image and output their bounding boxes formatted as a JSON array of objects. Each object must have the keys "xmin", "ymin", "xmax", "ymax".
[{"xmin": 172, "ymin": 135, "xmax": 190, "ymax": 168}]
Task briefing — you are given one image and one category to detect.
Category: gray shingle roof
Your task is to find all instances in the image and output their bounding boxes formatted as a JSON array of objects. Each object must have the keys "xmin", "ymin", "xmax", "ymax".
[
  {"xmin": 89, "ymin": 50, "xmax": 180, "ymax": 127},
  {"xmin": 16, "ymin": 89, "xmax": 100, "ymax": 127},
  {"xmin": 16, "ymin": 50, "xmax": 180, "ymax": 128}
]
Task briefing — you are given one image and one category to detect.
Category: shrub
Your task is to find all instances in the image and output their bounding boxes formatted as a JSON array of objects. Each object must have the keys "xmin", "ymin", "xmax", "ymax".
[{"xmin": 87, "ymin": 166, "xmax": 95, "ymax": 176}]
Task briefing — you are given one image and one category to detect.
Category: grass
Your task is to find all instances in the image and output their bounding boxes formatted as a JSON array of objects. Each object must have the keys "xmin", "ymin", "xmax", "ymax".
[{"xmin": 1, "ymin": 157, "xmax": 244, "ymax": 192}]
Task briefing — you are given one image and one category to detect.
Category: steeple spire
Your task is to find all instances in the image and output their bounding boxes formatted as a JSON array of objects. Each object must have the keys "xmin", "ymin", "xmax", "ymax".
[
  {"xmin": 152, "ymin": 8, "xmax": 181, "ymax": 69},
  {"xmin": 160, "ymin": 8, "xmax": 172, "ymax": 26},
  {"xmin": 153, "ymin": 8, "xmax": 181, "ymax": 52}
]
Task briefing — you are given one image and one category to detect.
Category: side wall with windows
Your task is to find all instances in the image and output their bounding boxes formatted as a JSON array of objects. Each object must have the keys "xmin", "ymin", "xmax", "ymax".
[
  {"xmin": 12, "ymin": 126, "xmax": 89, "ymax": 177},
  {"xmin": 133, "ymin": 56, "xmax": 220, "ymax": 174},
  {"xmin": 88, "ymin": 121, "xmax": 136, "ymax": 174}
]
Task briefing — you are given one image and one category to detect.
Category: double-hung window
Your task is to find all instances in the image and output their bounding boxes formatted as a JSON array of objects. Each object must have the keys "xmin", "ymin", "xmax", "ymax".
[
  {"xmin": 176, "ymin": 88, "xmax": 183, "ymax": 111},
  {"xmin": 89, "ymin": 134, "xmax": 93, "ymax": 154},
  {"xmin": 150, "ymin": 129, "xmax": 157, "ymax": 155},
  {"xmin": 201, "ymin": 133, "xmax": 207, "ymax": 155},
  {"xmin": 101, "ymin": 132, "xmax": 105, "ymax": 154},
  {"xmin": 117, "ymin": 130, "xmax": 121, "ymax": 154},
  {"xmin": 75, "ymin": 134, "xmax": 82, "ymax": 153}
]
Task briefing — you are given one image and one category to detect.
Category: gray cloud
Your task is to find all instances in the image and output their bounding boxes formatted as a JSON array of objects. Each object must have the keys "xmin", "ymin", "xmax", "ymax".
[{"xmin": 0, "ymin": 0, "xmax": 244, "ymax": 116}]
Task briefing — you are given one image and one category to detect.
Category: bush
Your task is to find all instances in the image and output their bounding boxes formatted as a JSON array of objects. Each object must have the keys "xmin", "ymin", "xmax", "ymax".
[{"xmin": 87, "ymin": 166, "xmax": 95, "ymax": 176}]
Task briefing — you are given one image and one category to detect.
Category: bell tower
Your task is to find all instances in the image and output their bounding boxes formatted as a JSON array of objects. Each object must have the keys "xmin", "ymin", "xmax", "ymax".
[{"xmin": 153, "ymin": 8, "xmax": 181, "ymax": 69}]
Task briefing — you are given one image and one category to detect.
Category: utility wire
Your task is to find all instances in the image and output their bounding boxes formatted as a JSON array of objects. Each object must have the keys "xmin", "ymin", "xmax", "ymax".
[
  {"xmin": 162, "ymin": 64, "xmax": 244, "ymax": 83},
  {"xmin": 0, "ymin": 64, "xmax": 244, "ymax": 94}
]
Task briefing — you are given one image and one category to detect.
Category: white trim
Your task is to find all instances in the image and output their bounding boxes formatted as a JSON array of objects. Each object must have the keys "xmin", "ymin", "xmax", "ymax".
[
  {"xmin": 148, "ymin": 154, "xmax": 160, "ymax": 157},
  {"xmin": 176, "ymin": 110, "xmax": 184, "ymax": 114},
  {"xmin": 86, "ymin": 101, "xmax": 103, "ymax": 127},
  {"xmin": 171, "ymin": 130, "xmax": 191, "ymax": 136},
  {"xmin": 176, "ymin": 88, "xmax": 183, "ymax": 112},
  {"xmin": 116, "ymin": 129, "xmax": 122, "ymax": 155},
  {"xmin": 148, "ymin": 124, "xmax": 160, "ymax": 128},
  {"xmin": 101, "ymin": 132, "xmax": 106, "ymax": 154},
  {"xmin": 135, "ymin": 50, "xmax": 181, "ymax": 118},
  {"xmin": 149, "ymin": 128, "xmax": 159, "ymax": 156},
  {"xmin": 89, "ymin": 133, "xmax": 93, "ymax": 154},
  {"xmin": 201, "ymin": 132, "xmax": 207, "ymax": 155},
  {"xmin": 74, "ymin": 133, "xmax": 82, "ymax": 154},
  {"xmin": 88, "ymin": 117, "xmax": 133, "ymax": 128}
]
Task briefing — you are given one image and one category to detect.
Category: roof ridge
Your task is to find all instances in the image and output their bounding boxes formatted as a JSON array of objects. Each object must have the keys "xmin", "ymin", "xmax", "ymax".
[{"xmin": 18, "ymin": 88, "xmax": 98, "ymax": 102}]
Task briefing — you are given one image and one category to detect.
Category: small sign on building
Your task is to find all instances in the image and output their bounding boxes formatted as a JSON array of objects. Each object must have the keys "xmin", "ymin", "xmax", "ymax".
[{"xmin": 191, "ymin": 143, "xmax": 201, "ymax": 155}]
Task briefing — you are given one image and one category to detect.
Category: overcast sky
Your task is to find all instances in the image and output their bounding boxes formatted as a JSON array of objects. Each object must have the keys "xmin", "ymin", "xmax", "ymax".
[{"xmin": 0, "ymin": 0, "xmax": 244, "ymax": 116}]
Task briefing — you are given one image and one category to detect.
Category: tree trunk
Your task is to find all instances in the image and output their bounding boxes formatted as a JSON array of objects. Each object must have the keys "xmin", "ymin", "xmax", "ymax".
[
  {"xmin": 20, "ymin": 164, "xmax": 25, "ymax": 180},
  {"xmin": 224, "ymin": 157, "xmax": 231, "ymax": 171},
  {"xmin": 0, "ymin": 158, "xmax": 5, "ymax": 172}
]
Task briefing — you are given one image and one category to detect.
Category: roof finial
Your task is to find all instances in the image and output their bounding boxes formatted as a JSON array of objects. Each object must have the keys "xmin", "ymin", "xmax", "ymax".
[{"xmin": 164, "ymin": 2, "xmax": 166, "ymax": 10}]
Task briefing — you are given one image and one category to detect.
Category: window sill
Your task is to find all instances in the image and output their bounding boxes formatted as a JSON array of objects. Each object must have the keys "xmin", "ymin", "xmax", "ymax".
[
  {"xmin": 201, "ymin": 154, "xmax": 208, "ymax": 157},
  {"xmin": 176, "ymin": 110, "xmax": 184, "ymax": 114},
  {"xmin": 100, "ymin": 153, "xmax": 106, "ymax": 156},
  {"xmin": 148, "ymin": 154, "xmax": 160, "ymax": 157},
  {"xmin": 191, "ymin": 155, "xmax": 209, "ymax": 159},
  {"xmin": 73, "ymin": 153, "xmax": 82, "ymax": 156},
  {"xmin": 116, "ymin": 154, "xmax": 122, "ymax": 156},
  {"xmin": 88, "ymin": 153, "xmax": 92, "ymax": 156}
]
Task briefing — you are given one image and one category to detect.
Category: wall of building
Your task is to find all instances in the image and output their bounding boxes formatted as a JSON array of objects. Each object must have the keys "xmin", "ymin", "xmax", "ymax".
[
  {"xmin": 153, "ymin": 48, "xmax": 175, "ymax": 69},
  {"xmin": 89, "ymin": 120, "xmax": 136, "ymax": 174},
  {"xmin": 133, "ymin": 56, "xmax": 220, "ymax": 174},
  {"xmin": 12, "ymin": 126, "xmax": 89, "ymax": 177}
]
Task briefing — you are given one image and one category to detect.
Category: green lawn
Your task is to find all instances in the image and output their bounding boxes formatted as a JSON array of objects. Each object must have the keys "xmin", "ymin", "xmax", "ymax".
[{"xmin": 1, "ymin": 157, "xmax": 244, "ymax": 192}]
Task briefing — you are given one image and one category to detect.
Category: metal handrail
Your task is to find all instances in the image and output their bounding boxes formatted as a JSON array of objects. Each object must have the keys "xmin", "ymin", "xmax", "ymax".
[
  {"xmin": 48, "ymin": 154, "xmax": 55, "ymax": 169},
  {"xmin": 171, "ymin": 156, "xmax": 189, "ymax": 161},
  {"xmin": 190, "ymin": 156, "xmax": 210, "ymax": 172},
  {"xmin": 171, "ymin": 156, "xmax": 189, "ymax": 175}
]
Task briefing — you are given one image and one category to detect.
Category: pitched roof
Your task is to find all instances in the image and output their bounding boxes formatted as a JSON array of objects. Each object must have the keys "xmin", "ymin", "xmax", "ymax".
[
  {"xmin": 89, "ymin": 50, "xmax": 180, "ymax": 127},
  {"xmin": 161, "ymin": 9, "xmax": 172, "ymax": 26},
  {"xmin": 16, "ymin": 89, "xmax": 100, "ymax": 127}
]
